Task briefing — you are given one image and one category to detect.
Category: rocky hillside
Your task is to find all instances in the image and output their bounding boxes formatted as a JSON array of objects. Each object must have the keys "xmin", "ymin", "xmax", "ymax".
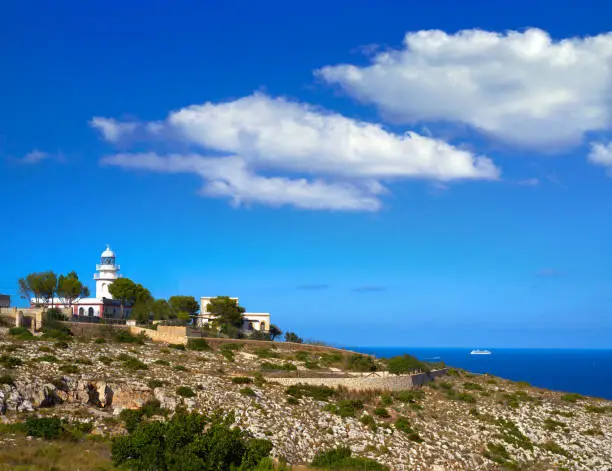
[{"xmin": 1, "ymin": 330, "xmax": 611, "ymax": 470}]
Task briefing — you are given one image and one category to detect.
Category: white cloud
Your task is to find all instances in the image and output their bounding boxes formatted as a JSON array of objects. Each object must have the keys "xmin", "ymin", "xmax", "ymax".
[
  {"xmin": 588, "ymin": 142, "xmax": 612, "ymax": 173},
  {"xmin": 21, "ymin": 150, "xmax": 49, "ymax": 164},
  {"xmin": 318, "ymin": 28, "xmax": 612, "ymax": 149},
  {"xmin": 90, "ymin": 117, "xmax": 138, "ymax": 142},
  {"xmin": 93, "ymin": 93, "xmax": 500, "ymax": 211},
  {"xmin": 101, "ymin": 153, "xmax": 382, "ymax": 211}
]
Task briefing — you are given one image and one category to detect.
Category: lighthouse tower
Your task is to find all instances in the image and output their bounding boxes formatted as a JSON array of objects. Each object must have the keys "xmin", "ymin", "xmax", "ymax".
[{"xmin": 94, "ymin": 245, "xmax": 121, "ymax": 299}]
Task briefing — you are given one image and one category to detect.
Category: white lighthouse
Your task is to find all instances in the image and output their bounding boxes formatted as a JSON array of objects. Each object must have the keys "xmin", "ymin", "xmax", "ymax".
[{"xmin": 94, "ymin": 245, "xmax": 121, "ymax": 298}]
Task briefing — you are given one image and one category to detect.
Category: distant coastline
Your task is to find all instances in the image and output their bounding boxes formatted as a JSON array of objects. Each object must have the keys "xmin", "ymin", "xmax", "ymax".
[{"xmin": 352, "ymin": 346, "xmax": 612, "ymax": 400}]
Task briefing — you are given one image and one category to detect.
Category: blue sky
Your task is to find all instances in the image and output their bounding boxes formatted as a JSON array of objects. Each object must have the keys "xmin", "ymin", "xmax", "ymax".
[{"xmin": 2, "ymin": 0, "xmax": 612, "ymax": 348}]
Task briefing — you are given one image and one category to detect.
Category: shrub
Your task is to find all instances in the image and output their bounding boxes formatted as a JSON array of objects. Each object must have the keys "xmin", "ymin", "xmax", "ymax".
[
  {"xmin": 121, "ymin": 357, "xmax": 148, "ymax": 371},
  {"xmin": 140, "ymin": 399, "xmax": 165, "ymax": 417},
  {"xmin": 0, "ymin": 374, "xmax": 15, "ymax": 385},
  {"xmin": 543, "ymin": 418, "xmax": 567, "ymax": 431},
  {"xmin": 176, "ymin": 386, "xmax": 196, "ymax": 398},
  {"xmin": 154, "ymin": 359, "xmax": 170, "ymax": 366},
  {"xmin": 221, "ymin": 349, "xmax": 235, "ymax": 362},
  {"xmin": 0, "ymin": 355, "xmax": 23, "ymax": 369},
  {"xmin": 240, "ymin": 387, "xmax": 256, "ymax": 397},
  {"xmin": 325, "ymin": 400, "xmax": 364, "ymax": 418},
  {"xmin": 373, "ymin": 407, "xmax": 390, "ymax": 418},
  {"xmin": 36, "ymin": 355, "xmax": 59, "ymax": 363},
  {"xmin": 346, "ymin": 354, "xmax": 377, "ymax": 372},
  {"xmin": 187, "ymin": 338, "xmax": 210, "ymax": 351},
  {"xmin": 560, "ymin": 393, "xmax": 583, "ymax": 403},
  {"xmin": 310, "ymin": 446, "xmax": 388, "ymax": 470},
  {"xmin": 394, "ymin": 390, "xmax": 424, "ymax": 403},
  {"xmin": 387, "ymin": 354, "xmax": 425, "ymax": 375},
  {"xmin": 483, "ymin": 442, "xmax": 515, "ymax": 466},
  {"xmin": 169, "ymin": 343, "xmax": 186, "ymax": 350},
  {"xmin": 319, "ymin": 352, "xmax": 343, "ymax": 367},
  {"xmin": 38, "ymin": 346, "xmax": 53, "ymax": 353},
  {"xmin": 147, "ymin": 379, "xmax": 166, "ymax": 389},
  {"xmin": 463, "ymin": 382, "xmax": 484, "ymax": 391},
  {"xmin": 260, "ymin": 362, "xmax": 297, "ymax": 371},
  {"xmin": 232, "ymin": 376, "xmax": 254, "ymax": 384},
  {"xmin": 285, "ymin": 384, "xmax": 335, "ymax": 401},
  {"xmin": 76, "ymin": 358, "xmax": 93, "ymax": 365},
  {"xmin": 380, "ymin": 394, "xmax": 393, "ymax": 406},
  {"xmin": 114, "ymin": 330, "xmax": 145, "ymax": 344},
  {"xmin": 24, "ymin": 417, "xmax": 63, "ymax": 439},
  {"xmin": 287, "ymin": 396, "xmax": 299, "ymax": 405},
  {"xmin": 585, "ymin": 404, "xmax": 610, "ymax": 413},
  {"xmin": 284, "ymin": 332, "xmax": 302, "ymax": 343},
  {"xmin": 293, "ymin": 351, "xmax": 309, "ymax": 361},
  {"xmin": 255, "ymin": 348, "xmax": 281, "ymax": 359},
  {"xmin": 60, "ymin": 364, "xmax": 79, "ymax": 374},
  {"xmin": 119, "ymin": 408, "xmax": 144, "ymax": 433},
  {"xmin": 395, "ymin": 417, "xmax": 422, "ymax": 442},
  {"xmin": 359, "ymin": 414, "xmax": 377, "ymax": 431},
  {"xmin": 94, "ymin": 337, "xmax": 106, "ymax": 344},
  {"xmin": 541, "ymin": 441, "xmax": 571, "ymax": 458},
  {"xmin": 112, "ymin": 411, "xmax": 273, "ymax": 470},
  {"xmin": 220, "ymin": 343, "xmax": 243, "ymax": 351},
  {"xmin": 174, "ymin": 365, "xmax": 189, "ymax": 372},
  {"xmin": 54, "ymin": 341, "xmax": 69, "ymax": 349},
  {"xmin": 496, "ymin": 418, "xmax": 533, "ymax": 450},
  {"xmin": 8, "ymin": 327, "xmax": 35, "ymax": 340}
]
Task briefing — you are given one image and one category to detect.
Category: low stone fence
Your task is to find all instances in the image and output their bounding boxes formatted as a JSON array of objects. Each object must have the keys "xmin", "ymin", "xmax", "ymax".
[
  {"xmin": 129, "ymin": 325, "xmax": 188, "ymax": 345},
  {"xmin": 266, "ymin": 369, "xmax": 447, "ymax": 391}
]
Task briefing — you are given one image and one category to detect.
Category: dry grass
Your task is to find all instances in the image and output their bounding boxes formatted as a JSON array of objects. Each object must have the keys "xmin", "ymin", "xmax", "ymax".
[{"xmin": 0, "ymin": 435, "xmax": 113, "ymax": 470}]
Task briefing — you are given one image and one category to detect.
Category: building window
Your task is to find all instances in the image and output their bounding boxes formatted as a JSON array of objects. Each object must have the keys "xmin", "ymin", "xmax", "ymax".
[
  {"xmin": 88, "ymin": 307, "xmax": 94, "ymax": 317},
  {"xmin": 260, "ymin": 322, "xmax": 266, "ymax": 331},
  {"xmin": 79, "ymin": 307, "xmax": 84, "ymax": 316}
]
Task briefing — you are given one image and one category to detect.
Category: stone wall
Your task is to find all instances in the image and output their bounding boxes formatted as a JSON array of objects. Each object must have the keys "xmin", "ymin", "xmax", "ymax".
[
  {"xmin": 129, "ymin": 325, "xmax": 188, "ymax": 345},
  {"xmin": 0, "ymin": 307, "xmax": 70, "ymax": 331},
  {"xmin": 267, "ymin": 369, "xmax": 447, "ymax": 391}
]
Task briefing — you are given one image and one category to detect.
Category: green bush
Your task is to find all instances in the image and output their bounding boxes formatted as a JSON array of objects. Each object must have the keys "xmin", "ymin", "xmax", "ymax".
[
  {"xmin": 311, "ymin": 446, "xmax": 388, "ymax": 470},
  {"xmin": 0, "ymin": 374, "xmax": 15, "ymax": 385},
  {"xmin": 325, "ymin": 400, "xmax": 364, "ymax": 418},
  {"xmin": 54, "ymin": 341, "xmax": 69, "ymax": 349},
  {"xmin": 255, "ymin": 348, "xmax": 281, "ymax": 359},
  {"xmin": 232, "ymin": 376, "xmax": 254, "ymax": 384},
  {"xmin": 147, "ymin": 379, "xmax": 166, "ymax": 389},
  {"xmin": 114, "ymin": 330, "xmax": 145, "ymax": 344},
  {"xmin": 393, "ymin": 389, "xmax": 424, "ymax": 403},
  {"xmin": 285, "ymin": 384, "xmax": 335, "ymax": 401},
  {"xmin": 187, "ymin": 338, "xmax": 210, "ymax": 351},
  {"xmin": 359, "ymin": 414, "xmax": 377, "ymax": 431},
  {"xmin": 0, "ymin": 355, "xmax": 22, "ymax": 369},
  {"xmin": 24, "ymin": 417, "xmax": 63, "ymax": 439},
  {"xmin": 395, "ymin": 417, "xmax": 423, "ymax": 442},
  {"xmin": 541, "ymin": 441, "xmax": 571, "ymax": 458},
  {"xmin": 154, "ymin": 359, "xmax": 170, "ymax": 366},
  {"xmin": 463, "ymin": 382, "xmax": 484, "ymax": 391},
  {"xmin": 169, "ymin": 343, "xmax": 186, "ymax": 350},
  {"xmin": 36, "ymin": 355, "xmax": 59, "ymax": 363},
  {"xmin": 174, "ymin": 365, "xmax": 189, "ymax": 372},
  {"xmin": 8, "ymin": 327, "xmax": 35, "ymax": 340},
  {"xmin": 560, "ymin": 393, "xmax": 583, "ymax": 403},
  {"xmin": 176, "ymin": 386, "xmax": 196, "ymax": 398},
  {"xmin": 60, "ymin": 364, "xmax": 79, "ymax": 374},
  {"xmin": 220, "ymin": 343, "xmax": 243, "ymax": 351},
  {"xmin": 260, "ymin": 361, "xmax": 297, "ymax": 371},
  {"xmin": 94, "ymin": 337, "xmax": 106, "ymax": 344},
  {"xmin": 387, "ymin": 354, "xmax": 426, "ymax": 375},
  {"xmin": 221, "ymin": 349, "xmax": 235, "ymax": 362},
  {"xmin": 373, "ymin": 407, "xmax": 390, "ymax": 418},
  {"xmin": 240, "ymin": 387, "xmax": 256, "ymax": 397},
  {"xmin": 122, "ymin": 357, "xmax": 148, "ymax": 371},
  {"xmin": 111, "ymin": 411, "xmax": 273, "ymax": 470},
  {"xmin": 346, "ymin": 354, "xmax": 377, "ymax": 372},
  {"xmin": 38, "ymin": 346, "xmax": 53, "ymax": 353},
  {"xmin": 319, "ymin": 352, "xmax": 343, "ymax": 367}
]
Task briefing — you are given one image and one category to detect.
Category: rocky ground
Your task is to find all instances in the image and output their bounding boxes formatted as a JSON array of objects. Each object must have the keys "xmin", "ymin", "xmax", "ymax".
[{"xmin": 1, "ymin": 331, "xmax": 611, "ymax": 470}]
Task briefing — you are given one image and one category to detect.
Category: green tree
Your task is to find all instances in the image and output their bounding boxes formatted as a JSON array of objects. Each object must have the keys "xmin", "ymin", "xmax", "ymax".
[
  {"xmin": 206, "ymin": 296, "xmax": 245, "ymax": 333},
  {"xmin": 18, "ymin": 271, "xmax": 57, "ymax": 307},
  {"xmin": 269, "ymin": 324, "xmax": 282, "ymax": 341},
  {"xmin": 151, "ymin": 299, "xmax": 173, "ymax": 320},
  {"xmin": 131, "ymin": 300, "xmax": 154, "ymax": 323},
  {"xmin": 108, "ymin": 278, "xmax": 152, "ymax": 319},
  {"xmin": 387, "ymin": 354, "xmax": 425, "ymax": 375},
  {"xmin": 284, "ymin": 332, "xmax": 302, "ymax": 344},
  {"xmin": 56, "ymin": 271, "xmax": 90, "ymax": 308},
  {"xmin": 168, "ymin": 296, "xmax": 199, "ymax": 319}
]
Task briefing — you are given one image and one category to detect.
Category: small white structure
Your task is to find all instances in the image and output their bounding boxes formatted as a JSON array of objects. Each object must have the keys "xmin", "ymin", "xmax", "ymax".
[
  {"xmin": 197, "ymin": 296, "xmax": 270, "ymax": 332},
  {"xmin": 30, "ymin": 245, "xmax": 130, "ymax": 319}
]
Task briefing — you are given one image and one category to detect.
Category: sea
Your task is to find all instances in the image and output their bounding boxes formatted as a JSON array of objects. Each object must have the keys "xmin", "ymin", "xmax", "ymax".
[{"xmin": 350, "ymin": 347, "xmax": 612, "ymax": 401}]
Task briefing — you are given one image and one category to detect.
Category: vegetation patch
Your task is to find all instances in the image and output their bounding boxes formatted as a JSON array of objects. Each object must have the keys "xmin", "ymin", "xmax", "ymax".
[
  {"xmin": 8, "ymin": 327, "xmax": 36, "ymax": 340},
  {"xmin": 176, "ymin": 386, "xmax": 196, "ymax": 398},
  {"xmin": 147, "ymin": 379, "xmax": 166, "ymax": 389},
  {"xmin": 500, "ymin": 390, "xmax": 535, "ymax": 408},
  {"xmin": 583, "ymin": 428, "xmax": 604, "ymax": 436},
  {"xmin": 154, "ymin": 359, "xmax": 170, "ymax": 366},
  {"xmin": 285, "ymin": 384, "xmax": 335, "ymax": 401},
  {"xmin": 121, "ymin": 356, "xmax": 148, "ymax": 372},
  {"xmin": 240, "ymin": 387, "xmax": 257, "ymax": 397},
  {"xmin": 232, "ymin": 376, "xmax": 254, "ymax": 384},
  {"xmin": 495, "ymin": 418, "xmax": 533, "ymax": 450},
  {"xmin": 325, "ymin": 400, "xmax": 364, "ymax": 418},
  {"xmin": 387, "ymin": 354, "xmax": 427, "ymax": 375},
  {"xmin": 394, "ymin": 417, "xmax": 423, "ymax": 442},
  {"xmin": 260, "ymin": 361, "xmax": 297, "ymax": 371},
  {"xmin": 112, "ymin": 411, "xmax": 273, "ymax": 470},
  {"xmin": 585, "ymin": 404, "xmax": 611, "ymax": 413},
  {"xmin": 373, "ymin": 407, "xmax": 390, "ymax": 418},
  {"xmin": 483, "ymin": 442, "xmax": 517, "ymax": 468},
  {"xmin": 98, "ymin": 356, "xmax": 113, "ymax": 365},
  {"xmin": 0, "ymin": 374, "xmax": 15, "ymax": 385},
  {"xmin": 36, "ymin": 354, "xmax": 59, "ymax": 363},
  {"xmin": 114, "ymin": 330, "xmax": 146, "ymax": 345},
  {"xmin": 187, "ymin": 338, "xmax": 210, "ymax": 351},
  {"xmin": 310, "ymin": 446, "xmax": 389, "ymax": 470},
  {"xmin": 60, "ymin": 364, "xmax": 79, "ymax": 374},
  {"xmin": 174, "ymin": 365, "xmax": 189, "ymax": 372},
  {"xmin": 393, "ymin": 389, "xmax": 424, "ymax": 404},
  {"xmin": 346, "ymin": 354, "xmax": 377, "ymax": 372},
  {"xmin": 543, "ymin": 418, "xmax": 568, "ymax": 432},
  {"xmin": 168, "ymin": 343, "xmax": 186, "ymax": 350},
  {"xmin": 541, "ymin": 441, "xmax": 572, "ymax": 458},
  {"xmin": 463, "ymin": 381, "xmax": 484, "ymax": 391},
  {"xmin": 560, "ymin": 393, "xmax": 583, "ymax": 403}
]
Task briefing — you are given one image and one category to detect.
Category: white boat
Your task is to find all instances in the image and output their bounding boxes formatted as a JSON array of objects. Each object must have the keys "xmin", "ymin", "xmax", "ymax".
[{"xmin": 470, "ymin": 349, "xmax": 491, "ymax": 355}]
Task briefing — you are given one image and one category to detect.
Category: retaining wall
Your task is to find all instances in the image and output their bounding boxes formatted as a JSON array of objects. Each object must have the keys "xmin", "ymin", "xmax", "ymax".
[
  {"xmin": 267, "ymin": 369, "xmax": 447, "ymax": 391},
  {"xmin": 129, "ymin": 325, "xmax": 188, "ymax": 345}
]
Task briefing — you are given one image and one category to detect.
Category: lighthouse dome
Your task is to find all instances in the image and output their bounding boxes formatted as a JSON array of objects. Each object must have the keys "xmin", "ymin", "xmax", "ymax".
[{"xmin": 101, "ymin": 245, "xmax": 115, "ymax": 258}]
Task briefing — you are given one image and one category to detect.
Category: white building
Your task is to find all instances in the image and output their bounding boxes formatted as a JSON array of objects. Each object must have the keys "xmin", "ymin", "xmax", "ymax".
[
  {"xmin": 30, "ymin": 245, "xmax": 130, "ymax": 319},
  {"xmin": 197, "ymin": 296, "xmax": 270, "ymax": 332}
]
